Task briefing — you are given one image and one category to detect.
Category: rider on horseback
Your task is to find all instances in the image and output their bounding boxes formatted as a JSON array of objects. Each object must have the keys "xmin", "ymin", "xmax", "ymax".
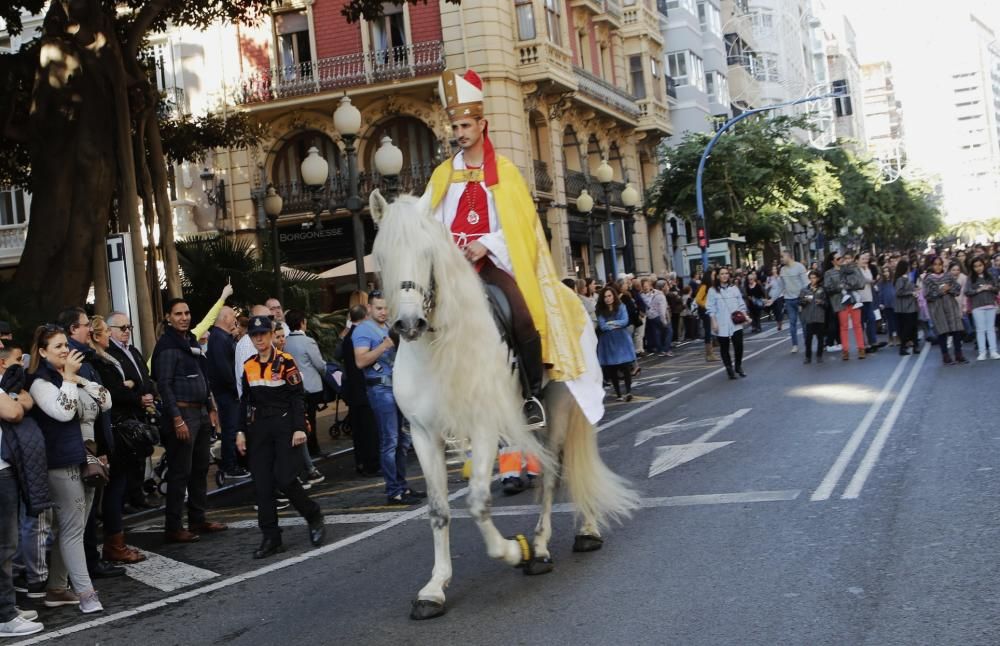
[{"xmin": 426, "ymin": 70, "xmax": 596, "ymax": 491}]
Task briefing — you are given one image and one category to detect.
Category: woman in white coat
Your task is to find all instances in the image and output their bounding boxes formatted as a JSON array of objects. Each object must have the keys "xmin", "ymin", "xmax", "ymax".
[{"xmin": 707, "ymin": 267, "xmax": 749, "ymax": 379}]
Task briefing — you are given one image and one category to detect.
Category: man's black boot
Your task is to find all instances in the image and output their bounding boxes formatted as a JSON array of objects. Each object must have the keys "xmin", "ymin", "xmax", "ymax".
[{"xmin": 519, "ymin": 335, "xmax": 546, "ymax": 428}]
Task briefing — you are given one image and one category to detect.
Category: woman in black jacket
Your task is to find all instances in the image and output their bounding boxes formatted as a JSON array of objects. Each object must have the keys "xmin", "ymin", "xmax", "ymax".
[{"xmin": 89, "ymin": 317, "xmax": 146, "ymax": 564}]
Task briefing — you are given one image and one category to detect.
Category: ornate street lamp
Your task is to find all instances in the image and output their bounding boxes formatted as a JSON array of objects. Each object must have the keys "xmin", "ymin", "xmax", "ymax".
[
  {"xmin": 374, "ymin": 136, "xmax": 404, "ymax": 201},
  {"xmin": 200, "ymin": 167, "xmax": 227, "ymax": 230},
  {"xmin": 595, "ymin": 158, "xmax": 619, "ymax": 280},
  {"xmin": 297, "ymin": 96, "xmax": 404, "ymax": 292},
  {"xmin": 576, "ymin": 188, "xmax": 596, "ymax": 276},
  {"xmin": 263, "ymin": 186, "xmax": 284, "ymax": 301}
]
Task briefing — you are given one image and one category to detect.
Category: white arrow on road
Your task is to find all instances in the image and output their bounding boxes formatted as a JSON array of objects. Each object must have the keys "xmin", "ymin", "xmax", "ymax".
[
  {"xmin": 642, "ymin": 377, "xmax": 681, "ymax": 388},
  {"xmin": 648, "ymin": 441, "xmax": 733, "ymax": 477},
  {"xmin": 635, "ymin": 408, "xmax": 751, "ymax": 446}
]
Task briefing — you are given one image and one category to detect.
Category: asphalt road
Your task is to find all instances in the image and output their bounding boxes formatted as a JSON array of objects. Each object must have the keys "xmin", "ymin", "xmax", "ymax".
[{"xmin": 14, "ymin": 324, "xmax": 1000, "ymax": 646}]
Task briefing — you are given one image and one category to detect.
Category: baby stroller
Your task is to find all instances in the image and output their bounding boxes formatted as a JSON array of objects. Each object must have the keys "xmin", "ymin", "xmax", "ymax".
[{"xmin": 319, "ymin": 361, "xmax": 351, "ymax": 439}]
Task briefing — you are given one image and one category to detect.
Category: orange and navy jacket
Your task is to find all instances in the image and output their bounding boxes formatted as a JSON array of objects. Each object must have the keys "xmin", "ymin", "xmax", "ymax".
[{"xmin": 237, "ymin": 350, "xmax": 307, "ymax": 433}]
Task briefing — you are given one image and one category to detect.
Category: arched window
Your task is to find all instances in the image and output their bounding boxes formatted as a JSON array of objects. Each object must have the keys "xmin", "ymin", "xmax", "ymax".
[
  {"xmin": 271, "ymin": 130, "xmax": 340, "ymax": 189},
  {"xmin": 366, "ymin": 116, "xmax": 440, "ymax": 181}
]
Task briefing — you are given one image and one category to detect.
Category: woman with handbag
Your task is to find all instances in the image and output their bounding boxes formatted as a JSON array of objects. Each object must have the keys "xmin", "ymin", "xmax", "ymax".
[
  {"xmin": 27, "ymin": 325, "xmax": 109, "ymax": 614},
  {"xmin": 707, "ymin": 267, "xmax": 749, "ymax": 380},
  {"xmin": 89, "ymin": 316, "xmax": 146, "ymax": 564}
]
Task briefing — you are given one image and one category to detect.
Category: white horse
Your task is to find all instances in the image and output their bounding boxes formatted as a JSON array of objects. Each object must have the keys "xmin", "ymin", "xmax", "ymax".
[{"xmin": 369, "ymin": 190, "xmax": 638, "ymax": 620}]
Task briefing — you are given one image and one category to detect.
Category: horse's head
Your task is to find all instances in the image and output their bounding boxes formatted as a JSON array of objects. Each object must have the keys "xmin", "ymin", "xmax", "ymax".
[{"xmin": 371, "ymin": 189, "xmax": 437, "ymax": 342}]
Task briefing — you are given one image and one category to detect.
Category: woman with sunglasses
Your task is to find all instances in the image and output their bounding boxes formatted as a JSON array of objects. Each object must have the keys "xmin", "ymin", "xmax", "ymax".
[{"xmin": 27, "ymin": 325, "xmax": 109, "ymax": 614}]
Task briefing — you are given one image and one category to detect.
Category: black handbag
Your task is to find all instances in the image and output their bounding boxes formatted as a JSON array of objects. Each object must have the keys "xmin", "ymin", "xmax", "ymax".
[{"xmin": 113, "ymin": 417, "xmax": 159, "ymax": 459}]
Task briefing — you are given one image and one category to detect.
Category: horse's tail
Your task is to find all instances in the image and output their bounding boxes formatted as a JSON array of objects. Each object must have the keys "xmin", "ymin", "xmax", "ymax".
[{"xmin": 562, "ymin": 401, "xmax": 639, "ymax": 532}]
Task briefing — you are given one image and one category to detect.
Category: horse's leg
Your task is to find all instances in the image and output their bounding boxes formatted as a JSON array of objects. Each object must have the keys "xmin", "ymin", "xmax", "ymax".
[
  {"xmin": 409, "ymin": 425, "xmax": 451, "ymax": 620},
  {"xmin": 525, "ymin": 394, "xmax": 565, "ymax": 576},
  {"xmin": 468, "ymin": 430, "xmax": 526, "ymax": 567}
]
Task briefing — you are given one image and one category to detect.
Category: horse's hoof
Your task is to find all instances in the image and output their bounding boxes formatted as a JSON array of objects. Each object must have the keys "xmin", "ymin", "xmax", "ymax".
[
  {"xmin": 410, "ymin": 599, "xmax": 446, "ymax": 620},
  {"xmin": 510, "ymin": 533, "xmax": 533, "ymax": 567},
  {"xmin": 572, "ymin": 534, "xmax": 604, "ymax": 553},
  {"xmin": 524, "ymin": 556, "xmax": 554, "ymax": 576}
]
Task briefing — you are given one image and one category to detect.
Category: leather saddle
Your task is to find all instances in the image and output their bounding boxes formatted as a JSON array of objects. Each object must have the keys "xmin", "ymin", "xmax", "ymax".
[{"xmin": 485, "ymin": 284, "xmax": 529, "ymax": 396}]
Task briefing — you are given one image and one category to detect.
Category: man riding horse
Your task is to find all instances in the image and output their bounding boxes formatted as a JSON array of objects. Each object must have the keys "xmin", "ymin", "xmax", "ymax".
[{"xmin": 425, "ymin": 69, "xmax": 594, "ymax": 492}]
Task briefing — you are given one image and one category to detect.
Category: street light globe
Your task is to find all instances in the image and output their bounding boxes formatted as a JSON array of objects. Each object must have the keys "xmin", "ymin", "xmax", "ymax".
[
  {"xmin": 300, "ymin": 146, "xmax": 329, "ymax": 187},
  {"xmin": 263, "ymin": 186, "xmax": 283, "ymax": 217},
  {"xmin": 621, "ymin": 183, "xmax": 639, "ymax": 208},
  {"xmin": 373, "ymin": 136, "xmax": 404, "ymax": 176},
  {"xmin": 576, "ymin": 189, "xmax": 594, "ymax": 213},
  {"xmin": 333, "ymin": 96, "xmax": 362, "ymax": 137},
  {"xmin": 595, "ymin": 158, "xmax": 614, "ymax": 184}
]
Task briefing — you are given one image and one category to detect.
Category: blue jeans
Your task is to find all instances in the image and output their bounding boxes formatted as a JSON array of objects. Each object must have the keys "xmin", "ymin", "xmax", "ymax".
[
  {"xmin": 213, "ymin": 390, "xmax": 241, "ymax": 473},
  {"xmin": 14, "ymin": 503, "xmax": 50, "ymax": 585},
  {"xmin": 368, "ymin": 385, "xmax": 410, "ymax": 497},
  {"xmin": 861, "ymin": 302, "xmax": 878, "ymax": 346},
  {"xmin": 784, "ymin": 298, "xmax": 801, "ymax": 346},
  {"xmin": 1, "ymin": 470, "xmax": 19, "ymax": 622}
]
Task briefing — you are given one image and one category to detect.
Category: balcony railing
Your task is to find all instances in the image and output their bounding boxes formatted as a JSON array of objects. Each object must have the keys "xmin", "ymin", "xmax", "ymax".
[
  {"xmin": 0, "ymin": 222, "xmax": 28, "ymax": 267},
  {"xmin": 271, "ymin": 161, "xmax": 437, "ymax": 216},
  {"xmin": 235, "ymin": 41, "xmax": 446, "ymax": 105},
  {"xmin": 573, "ymin": 67, "xmax": 641, "ymax": 118},
  {"xmin": 622, "ymin": 3, "xmax": 664, "ymax": 42},
  {"xmin": 533, "ymin": 160, "xmax": 553, "ymax": 195},
  {"xmin": 564, "ymin": 170, "xmax": 625, "ymax": 207},
  {"xmin": 637, "ymin": 97, "xmax": 671, "ymax": 134},
  {"xmin": 603, "ymin": 0, "xmax": 622, "ymax": 19}
]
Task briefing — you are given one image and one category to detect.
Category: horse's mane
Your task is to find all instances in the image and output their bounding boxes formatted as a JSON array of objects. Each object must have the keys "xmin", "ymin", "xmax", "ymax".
[{"xmin": 374, "ymin": 195, "xmax": 527, "ymax": 445}]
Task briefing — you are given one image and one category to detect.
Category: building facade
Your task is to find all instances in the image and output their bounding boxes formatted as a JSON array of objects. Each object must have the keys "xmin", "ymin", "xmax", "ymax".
[
  {"xmin": 861, "ymin": 61, "xmax": 906, "ymax": 180},
  {"xmin": 221, "ymin": 0, "xmax": 674, "ymax": 282}
]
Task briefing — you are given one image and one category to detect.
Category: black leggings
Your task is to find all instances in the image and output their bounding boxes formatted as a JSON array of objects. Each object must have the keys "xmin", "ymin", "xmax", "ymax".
[
  {"xmin": 717, "ymin": 330, "xmax": 744, "ymax": 369},
  {"xmin": 602, "ymin": 363, "xmax": 633, "ymax": 397},
  {"xmin": 897, "ymin": 312, "xmax": 918, "ymax": 348},
  {"xmin": 805, "ymin": 322, "xmax": 825, "ymax": 358},
  {"xmin": 938, "ymin": 331, "xmax": 963, "ymax": 357}
]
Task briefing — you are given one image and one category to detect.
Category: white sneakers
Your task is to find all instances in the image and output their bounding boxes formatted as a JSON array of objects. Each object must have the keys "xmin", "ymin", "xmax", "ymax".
[
  {"xmin": 992, "ymin": 352, "xmax": 1000, "ymax": 360},
  {"xmin": 78, "ymin": 589, "xmax": 104, "ymax": 614},
  {"xmin": 979, "ymin": 352, "xmax": 988, "ymax": 361},
  {"xmin": 790, "ymin": 346, "xmax": 798, "ymax": 353},
  {"xmin": 0, "ymin": 614, "xmax": 44, "ymax": 637}
]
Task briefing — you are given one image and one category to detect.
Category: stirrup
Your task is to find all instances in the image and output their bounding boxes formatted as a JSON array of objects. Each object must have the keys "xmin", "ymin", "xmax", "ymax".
[{"xmin": 523, "ymin": 396, "xmax": 546, "ymax": 429}]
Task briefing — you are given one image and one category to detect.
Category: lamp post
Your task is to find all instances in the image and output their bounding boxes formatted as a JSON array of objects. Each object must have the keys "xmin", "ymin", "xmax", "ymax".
[
  {"xmin": 200, "ymin": 167, "xmax": 227, "ymax": 230},
  {"xmin": 374, "ymin": 136, "xmax": 404, "ymax": 202},
  {"xmin": 263, "ymin": 187, "xmax": 284, "ymax": 301},
  {"xmin": 621, "ymin": 182, "xmax": 639, "ymax": 274},
  {"xmin": 575, "ymin": 188, "xmax": 596, "ymax": 277},
  {"xmin": 595, "ymin": 159, "xmax": 618, "ymax": 280},
  {"xmin": 298, "ymin": 96, "xmax": 404, "ymax": 292}
]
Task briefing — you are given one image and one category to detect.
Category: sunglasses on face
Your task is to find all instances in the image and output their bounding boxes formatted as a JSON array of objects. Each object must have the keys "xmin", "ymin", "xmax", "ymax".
[
  {"xmin": 369, "ymin": 290, "xmax": 383, "ymax": 299},
  {"xmin": 110, "ymin": 325, "xmax": 133, "ymax": 331}
]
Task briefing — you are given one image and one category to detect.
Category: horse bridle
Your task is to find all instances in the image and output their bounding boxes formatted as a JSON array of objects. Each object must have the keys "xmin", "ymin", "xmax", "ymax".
[{"xmin": 399, "ymin": 270, "xmax": 437, "ymax": 322}]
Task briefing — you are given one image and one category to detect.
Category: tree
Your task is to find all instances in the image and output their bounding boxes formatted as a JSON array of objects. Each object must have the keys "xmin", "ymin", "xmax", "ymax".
[
  {"xmin": 648, "ymin": 115, "xmax": 822, "ymax": 248},
  {"xmin": 0, "ymin": 0, "xmax": 410, "ymax": 348}
]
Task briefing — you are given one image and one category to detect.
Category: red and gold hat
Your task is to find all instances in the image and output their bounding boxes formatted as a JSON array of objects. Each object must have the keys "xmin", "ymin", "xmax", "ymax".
[{"xmin": 439, "ymin": 69, "xmax": 484, "ymax": 121}]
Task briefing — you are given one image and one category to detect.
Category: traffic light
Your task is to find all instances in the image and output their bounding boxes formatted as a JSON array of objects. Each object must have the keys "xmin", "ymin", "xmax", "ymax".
[{"xmin": 696, "ymin": 224, "xmax": 708, "ymax": 249}]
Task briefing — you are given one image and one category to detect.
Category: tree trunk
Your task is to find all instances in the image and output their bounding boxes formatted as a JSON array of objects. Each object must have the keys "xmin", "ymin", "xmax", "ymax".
[
  {"xmin": 16, "ymin": 3, "xmax": 116, "ymax": 321},
  {"xmin": 92, "ymin": 241, "xmax": 110, "ymax": 316},
  {"xmin": 146, "ymin": 113, "xmax": 182, "ymax": 298}
]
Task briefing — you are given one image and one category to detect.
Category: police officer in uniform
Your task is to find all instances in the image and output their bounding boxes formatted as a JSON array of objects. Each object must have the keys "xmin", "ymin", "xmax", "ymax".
[{"xmin": 236, "ymin": 316, "xmax": 325, "ymax": 559}]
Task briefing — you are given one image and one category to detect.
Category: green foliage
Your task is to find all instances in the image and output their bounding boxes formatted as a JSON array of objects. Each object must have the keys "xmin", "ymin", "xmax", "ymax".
[
  {"xmin": 649, "ymin": 116, "xmax": 944, "ymax": 250},
  {"xmin": 174, "ymin": 234, "xmax": 344, "ymax": 355},
  {"xmin": 158, "ymin": 112, "xmax": 269, "ymax": 166},
  {"xmin": 341, "ymin": 0, "xmax": 461, "ymax": 22}
]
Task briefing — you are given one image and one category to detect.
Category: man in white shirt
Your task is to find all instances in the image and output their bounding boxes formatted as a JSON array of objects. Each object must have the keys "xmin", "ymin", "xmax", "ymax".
[
  {"xmin": 265, "ymin": 298, "xmax": 291, "ymax": 336},
  {"xmin": 780, "ymin": 251, "xmax": 808, "ymax": 353}
]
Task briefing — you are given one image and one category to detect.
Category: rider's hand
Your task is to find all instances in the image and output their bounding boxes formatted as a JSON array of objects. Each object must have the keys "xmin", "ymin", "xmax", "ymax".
[{"xmin": 463, "ymin": 241, "xmax": 488, "ymax": 263}]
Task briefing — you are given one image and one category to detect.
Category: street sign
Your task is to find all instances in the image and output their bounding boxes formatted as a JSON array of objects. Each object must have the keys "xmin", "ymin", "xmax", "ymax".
[{"xmin": 106, "ymin": 233, "xmax": 144, "ymax": 354}]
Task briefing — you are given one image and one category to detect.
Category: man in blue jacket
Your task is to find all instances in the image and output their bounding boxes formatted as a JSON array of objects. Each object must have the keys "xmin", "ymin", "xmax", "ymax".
[{"xmin": 205, "ymin": 306, "xmax": 248, "ymax": 480}]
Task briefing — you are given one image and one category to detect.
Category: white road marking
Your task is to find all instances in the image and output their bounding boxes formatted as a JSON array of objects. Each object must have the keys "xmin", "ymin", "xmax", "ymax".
[
  {"xmin": 599, "ymin": 337, "xmax": 785, "ymax": 434},
  {"xmin": 810, "ymin": 355, "xmax": 912, "ymax": 502},
  {"xmin": 130, "ymin": 512, "xmax": 405, "ymax": 533},
  {"xmin": 123, "ymin": 550, "xmax": 219, "ymax": 592},
  {"xmin": 648, "ymin": 442, "xmax": 734, "ymax": 478},
  {"xmin": 841, "ymin": 345, "xmax": 930, "ymax": 499},
  {"xmin": 634, "ymin": 408, "xmax": 752, "ymax": 446}
]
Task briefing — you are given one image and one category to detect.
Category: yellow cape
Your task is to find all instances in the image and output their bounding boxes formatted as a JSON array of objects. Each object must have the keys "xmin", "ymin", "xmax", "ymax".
[{"xmin": 428, "ymin": 155, "xmax": 587, "ymax": 382}]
